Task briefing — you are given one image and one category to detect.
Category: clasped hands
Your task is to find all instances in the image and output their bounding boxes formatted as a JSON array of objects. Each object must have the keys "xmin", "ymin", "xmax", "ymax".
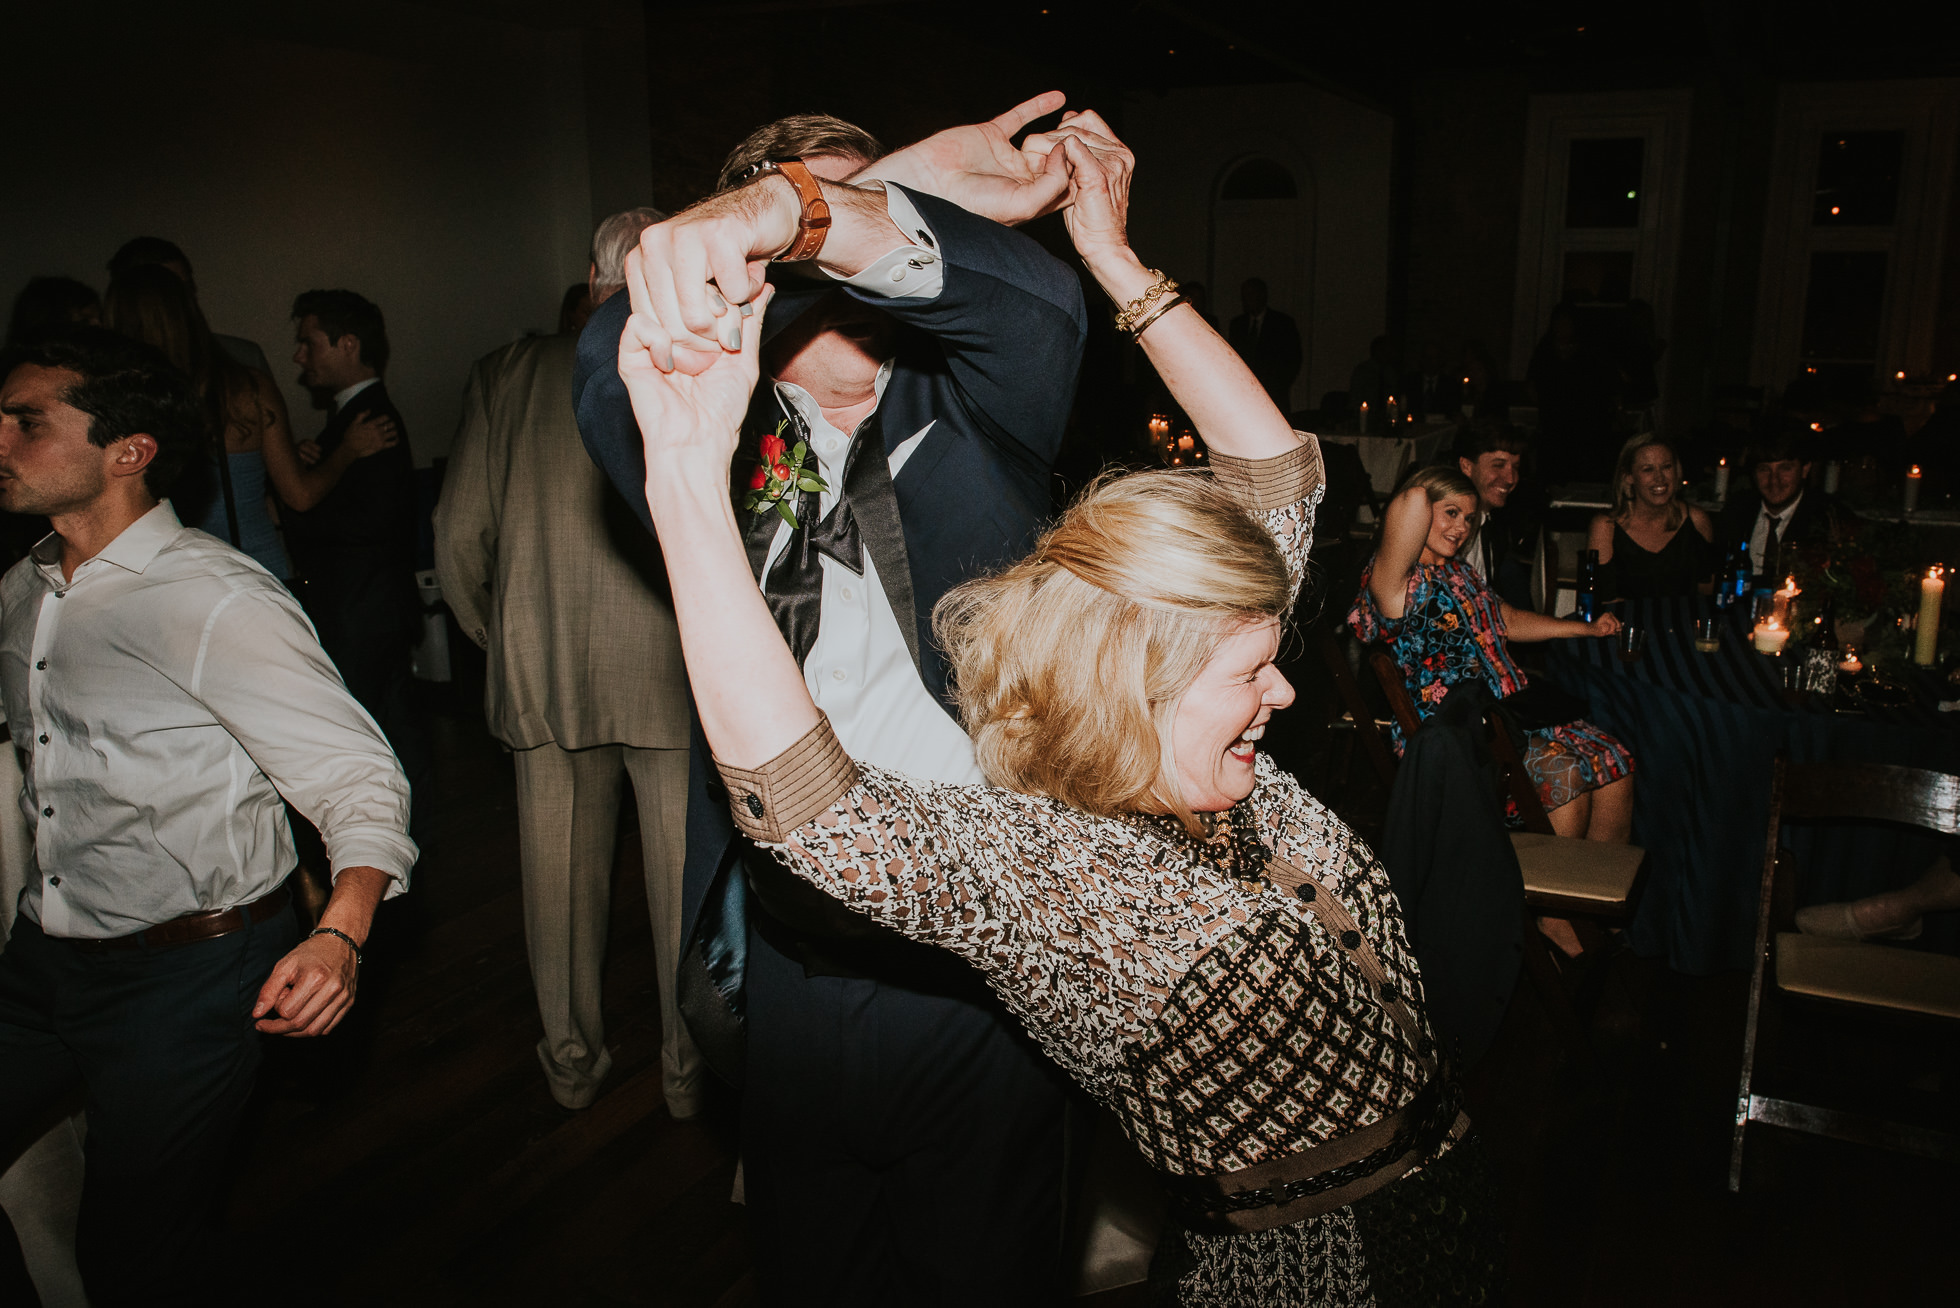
[{"xmin": 620, "ymin": 91, "xmax": 1136, "ymax": 381}]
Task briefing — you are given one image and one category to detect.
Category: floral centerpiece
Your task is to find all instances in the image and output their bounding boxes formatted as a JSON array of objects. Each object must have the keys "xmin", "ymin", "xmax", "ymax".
[{"xmin": 1786, "ymin": 514, "xmax": 1945, "ymax": 670}]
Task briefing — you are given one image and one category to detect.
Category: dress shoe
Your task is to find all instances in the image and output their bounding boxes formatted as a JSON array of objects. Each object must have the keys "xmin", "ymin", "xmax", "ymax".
[{"xmin": 1794, "ymin": 901, "xmax": 1923, "ymax": 941}]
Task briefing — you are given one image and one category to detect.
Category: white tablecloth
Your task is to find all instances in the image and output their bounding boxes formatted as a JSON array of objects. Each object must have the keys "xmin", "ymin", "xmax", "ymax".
[{"xmin": 1319, "ymin": 422, "xmax": 1457, "ymax": 494}]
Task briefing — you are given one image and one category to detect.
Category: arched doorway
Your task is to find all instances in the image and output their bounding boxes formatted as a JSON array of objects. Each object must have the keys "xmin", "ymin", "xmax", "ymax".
[{"xmin": 1211, "ymin": 155, "xmax": 1314, "ymax": 412}]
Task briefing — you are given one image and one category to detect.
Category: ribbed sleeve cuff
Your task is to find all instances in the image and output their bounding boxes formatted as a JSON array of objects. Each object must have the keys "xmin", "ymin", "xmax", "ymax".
[
  {"xmin": 715, "ymin": 715, "xmax": 861, "ymax": 843},
  {"xmin": 1209, "ymin": 433, "xmax": 1323, "ymax": 511}
]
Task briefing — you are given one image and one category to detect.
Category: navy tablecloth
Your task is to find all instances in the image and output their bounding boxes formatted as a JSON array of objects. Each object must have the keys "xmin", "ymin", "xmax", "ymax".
[{"xmin": 1540, "ymin": 596, "xmax": 1960, "ymax": 974}]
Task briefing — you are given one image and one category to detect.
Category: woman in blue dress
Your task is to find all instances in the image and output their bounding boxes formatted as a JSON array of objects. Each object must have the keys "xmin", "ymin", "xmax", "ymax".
[{"xmin": 1349, "ymin": 466, "xmax": 1636, "ymax": 843}]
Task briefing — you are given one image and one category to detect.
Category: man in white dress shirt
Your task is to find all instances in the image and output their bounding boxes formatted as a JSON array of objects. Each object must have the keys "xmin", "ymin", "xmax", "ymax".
[{"xmin": 0, "ymin": 329, "xmax": 416, "ymax": 1307}]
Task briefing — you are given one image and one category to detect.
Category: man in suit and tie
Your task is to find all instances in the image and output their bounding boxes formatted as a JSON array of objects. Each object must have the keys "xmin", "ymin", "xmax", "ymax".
[
  {"xmin": 281, "ymin": 291, "xmax": 427, "ymax": 808},
  {"xmin": 1716, "ymin": 422, "xmax": 1851, "ymax": 587},
  {"xmin": 1227, "ymin": 276, "xmax": 1302, "ymax": 413},
  {"xmin": 434, "ymin": 206, "xmax": 706, "ymax": 1118},
  {"xmin": 578, "ymin": 97, "xmax": 1096, "ymax": 1303}
]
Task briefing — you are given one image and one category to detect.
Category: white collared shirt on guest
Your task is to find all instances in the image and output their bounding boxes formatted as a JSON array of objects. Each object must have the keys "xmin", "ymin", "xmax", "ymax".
[
  {"xmin": 1749, "ymin": 490, "xmax": 1803, "ymax": 576},
  {"xmin": 333, "ymin": 376, "xmax": 381, "ymax": 412},
  {"xmin": 0, "ymin": 502, "xmax": 417, "ymax": 938},
  {"xmin": 753, "ymin": 188, "xmax": 981, "ymax": 786}
]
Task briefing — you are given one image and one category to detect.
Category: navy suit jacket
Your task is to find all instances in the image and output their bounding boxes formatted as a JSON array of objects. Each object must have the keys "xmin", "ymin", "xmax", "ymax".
[{"xmin": 574, "ymin": 186, "xmax": 1086, "ymax": 1065}]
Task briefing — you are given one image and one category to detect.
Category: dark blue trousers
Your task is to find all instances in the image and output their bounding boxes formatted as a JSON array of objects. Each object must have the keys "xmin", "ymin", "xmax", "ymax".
[
  {"xmin": 742, "ymin": 929, "xmax": 1068, "ymax": 1306},
  {"xmin": 0, "ymin": 910, "xmax": 294, "ymax": 1307}
]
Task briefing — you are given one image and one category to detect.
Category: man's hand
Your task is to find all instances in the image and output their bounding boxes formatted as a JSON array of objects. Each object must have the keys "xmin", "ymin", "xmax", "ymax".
[
  {"xmin": 1584, "ymin": 612, "xmax": 1624, "ymax": 638},
  {"xmin": 296, "ymin": 438, "xmax": 323, "ymax": 467},
  {"xmin": 254, "ymin": 930, "xmax": 360, "ymax": 1037},
  {"xmin": 343, "ymin": 411, "xmax": 400, "ymax": 459},
  {"xmin": 1039, "ymin": 111, "xmax": 1136, "ymax": 266},
  {"xmin": 852, "ymin": 91, "xmax": 1072, "ymax": 226},
  {"xmin": 620, "ymin": 265, "xmax": 770, "ymax": 488}
]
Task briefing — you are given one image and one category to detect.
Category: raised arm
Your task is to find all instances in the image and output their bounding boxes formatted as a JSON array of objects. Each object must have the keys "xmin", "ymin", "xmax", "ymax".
[
  {"xmin": 1367, "ymin": 486, "xmax": 1437, "ymax": 621},
  {"xmin": 1052, "ymin": 116, "xmax": 1297, "ymax": 464}
]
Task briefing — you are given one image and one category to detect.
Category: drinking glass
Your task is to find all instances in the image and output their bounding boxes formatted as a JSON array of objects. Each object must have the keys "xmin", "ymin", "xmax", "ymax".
[
  {"xmin": 1693, "ymin": 618, "xmax": 1720, "ymax": 653},
  {"xmin": 1616, "ymin": 626, "xmax": 1647, "ymax": 662}
]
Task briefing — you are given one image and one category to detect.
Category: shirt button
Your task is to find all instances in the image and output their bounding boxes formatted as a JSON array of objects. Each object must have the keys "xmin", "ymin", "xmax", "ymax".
[
  {"xmin": 823, "ymin": 438, "xmax": 840, "ymax": 455},
  {"xmin": 830, "ymin": 668, "xmax": 847, "ymax": 682},
  {"xmin": 1295, "ymin": 882, "xmax": 1316, "ymax": 902},
  {"xmin": 1339, "ymin": 929, "xmax": 1361, "ymax": 950},
  {"xmin": 38, "ymin": 734, "xmax": 47, "ymax": 745},
  {"xmin": 1381, "ymin": 979, "xmax": 1399, "ymax": 1000},
  {"xmin": 35, "ymin": 660, "xmax": 46, "ymax": 670},
  {"xmin": 53, "ymin": 591, "xmax": 64, "ymax": 599},
  {"xmin": 839, "ymin": 586, "xmax": 854, "ymax": 602},
  {"xmin": 47, "ymin": 876, "xmax": 59, "ymax": 886},
  {"xmin": 42, "ymin": 807, "xmax": 52, "ymax": 817}
]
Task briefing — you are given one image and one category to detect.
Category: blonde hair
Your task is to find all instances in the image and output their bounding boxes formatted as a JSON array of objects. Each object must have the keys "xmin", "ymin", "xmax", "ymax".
[
  {"xmin": 933, "ymin": 470, "xmax": 1295, "ymax": 835},
  {"xmin": 1399, "ymin": 463, "xmax": 1482, "ymax": 550},
  {"xmin": 1609, "ymin": 435, "xmax": 1685, "ymax": 531}
]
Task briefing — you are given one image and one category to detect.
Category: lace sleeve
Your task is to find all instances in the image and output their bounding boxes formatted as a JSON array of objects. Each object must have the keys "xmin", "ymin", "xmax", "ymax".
[{"xmin": 1209, "ymin": 433, "xmax": 1324, "ymax": 606}]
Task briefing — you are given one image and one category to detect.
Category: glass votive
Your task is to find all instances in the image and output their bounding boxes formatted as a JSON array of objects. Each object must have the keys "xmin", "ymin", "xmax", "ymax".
[
  {"xmin": 1617, "ymin": 626, "xmax": 1647, "ymax": 662},
  {"xmin": 1694, "ymin": 618, "xmax": 1720, "ymax": 653}
]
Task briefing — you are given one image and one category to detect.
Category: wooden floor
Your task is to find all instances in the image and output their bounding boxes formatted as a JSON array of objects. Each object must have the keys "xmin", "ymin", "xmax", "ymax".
[{"xmin": 210, "ymin": 698, "xmax": 1956, "ymax": 1306}]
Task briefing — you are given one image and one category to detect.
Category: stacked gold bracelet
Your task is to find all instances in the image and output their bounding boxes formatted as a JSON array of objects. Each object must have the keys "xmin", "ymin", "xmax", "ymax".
[{"xmin": 1114, "ymin": 271, "xmax": 1182, "ymax": 336}]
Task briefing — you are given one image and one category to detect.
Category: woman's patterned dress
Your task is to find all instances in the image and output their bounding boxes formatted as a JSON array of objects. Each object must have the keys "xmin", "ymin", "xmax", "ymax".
[
  {"xmin": 1348, "ymin": 557, "xmax": 1632, "ymax": 813},
  {"xmin": 716, "ymin": 441, "xmax": 1501, "ymax": 1306}
]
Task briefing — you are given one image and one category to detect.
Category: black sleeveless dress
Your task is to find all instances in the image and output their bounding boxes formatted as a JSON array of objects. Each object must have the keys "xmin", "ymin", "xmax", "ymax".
[{"xmin": 1608, "ymin": 520, "xmax": 1713, "ymax": 599}]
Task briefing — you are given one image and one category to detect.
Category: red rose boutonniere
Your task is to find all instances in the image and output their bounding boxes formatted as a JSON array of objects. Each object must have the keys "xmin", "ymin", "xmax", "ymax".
[{"xmin": 741, "ymin": 419, "xmax": 829, "ymax": 529}]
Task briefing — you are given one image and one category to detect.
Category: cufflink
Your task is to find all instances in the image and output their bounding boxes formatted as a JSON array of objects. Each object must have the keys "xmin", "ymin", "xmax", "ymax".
[{"xmin": 744, "ymin": 793, "xmax": 766, "ymax": 819}]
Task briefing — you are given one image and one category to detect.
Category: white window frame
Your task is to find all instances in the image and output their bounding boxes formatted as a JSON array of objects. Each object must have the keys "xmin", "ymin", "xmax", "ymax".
[{"xmin": 1749, "ymin": 79, "xmax": 1960, "ymax": 389}]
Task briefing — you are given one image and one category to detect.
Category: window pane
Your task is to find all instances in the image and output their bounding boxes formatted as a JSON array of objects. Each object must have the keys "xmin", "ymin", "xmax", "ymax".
[
  {"xmin": 1565, "ymin": 138, "xmax": 1644, "ymax": 228},
  {"xmin": 1799, "ymin": 250, "xmax": 1887, "ymax": 363},
  {"xmin": 1813, "ymin": 131, "xmax": 1904, "ymax": 226},
  {"xmin": 1562, "ymin": 250, "xmax": 1634, "ymax": 304},
  {"xmin": 1220, "ymin": 158, "xmax": 1297, "ymax": 200}
]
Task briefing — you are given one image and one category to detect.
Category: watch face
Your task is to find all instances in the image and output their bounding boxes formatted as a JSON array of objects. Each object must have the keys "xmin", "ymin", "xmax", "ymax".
[{"xmin": 737, "ymin": 160, "xmax": 778, "ymax": 183}]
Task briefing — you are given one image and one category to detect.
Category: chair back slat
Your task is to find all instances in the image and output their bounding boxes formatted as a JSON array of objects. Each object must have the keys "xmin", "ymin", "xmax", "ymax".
[
  {"xmin": 1781, "ymin": 761, "xmax": 1960, "ymax": 836},
  {"xmin": 1364, "ymin": 647, "xmax": 1425, "ymax": 743}
]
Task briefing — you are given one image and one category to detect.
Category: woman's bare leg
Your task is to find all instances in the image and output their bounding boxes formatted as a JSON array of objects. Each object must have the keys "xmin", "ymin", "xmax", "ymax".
[
  {"xmin": 1540, "ymin": 793, "xmax": 1592, "ymax": 957},
  {"xmin": 1586, "ymin": 775, "xmax": 1634, "ymax": 843}
]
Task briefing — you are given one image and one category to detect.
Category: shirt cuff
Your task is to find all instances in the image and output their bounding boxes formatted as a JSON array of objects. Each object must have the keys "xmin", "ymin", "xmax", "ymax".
[
  {"xmin": 830, "ymin": 183, "xmax": 944, "ymax": 300},
  {"xmin": 715, "ymin": 715, "xmax": 861, "ymax": 844},
  {"xmin": 1210, "ymin": 433, "xmax": 1324, "ymax": 511},
  {"xmin": 326, "ymin": 829, "xmax": 420, "ymax": 897}
]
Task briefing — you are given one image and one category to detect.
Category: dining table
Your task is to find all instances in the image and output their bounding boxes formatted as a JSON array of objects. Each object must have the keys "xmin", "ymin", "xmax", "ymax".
[
  {"xmin": 1539, "ymin": 595, "xmax": 1960, "ymax": 974},
  {"xmin": 1318, "ymin": 421, "xmax": 1458, "ymax": 497}
]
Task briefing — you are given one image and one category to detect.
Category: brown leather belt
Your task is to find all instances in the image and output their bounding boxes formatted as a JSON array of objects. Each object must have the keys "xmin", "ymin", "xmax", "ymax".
[{"xmin": 68, "ymin": 885, "xmax": 291, "ymax": 954}]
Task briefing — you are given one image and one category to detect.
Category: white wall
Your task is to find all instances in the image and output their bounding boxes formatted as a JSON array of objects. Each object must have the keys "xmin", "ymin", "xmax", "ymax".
[
  {"xmin": 1123, "ymin": 84, "xmax": 1395, "ymax": 409},
  {"xmin": 4, "ymin": 1, "xmax": 649, "ymax": 465}
]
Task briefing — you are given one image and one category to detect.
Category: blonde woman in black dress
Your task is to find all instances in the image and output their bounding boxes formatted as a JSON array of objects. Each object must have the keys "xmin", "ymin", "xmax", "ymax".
[{"xmin": 1586, "ymin": 435, "xmax": 1716, "ymax": 600}]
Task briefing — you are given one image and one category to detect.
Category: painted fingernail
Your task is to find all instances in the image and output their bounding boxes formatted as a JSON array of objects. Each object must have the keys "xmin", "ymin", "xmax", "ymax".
[
  {"xmin": 709, "ymin": 288, "xmax": 728, "ymax": 311},
  {"xmin": 740, "ymin": 302, "xmax": 755, "ymax": 317}
]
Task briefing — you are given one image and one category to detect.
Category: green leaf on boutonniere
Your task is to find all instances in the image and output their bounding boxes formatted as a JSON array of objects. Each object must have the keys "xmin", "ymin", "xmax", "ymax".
[
  {"xmin": 776, "ymin": 498, "xmax": 799, "ymax": 528},
  {"xmin": 798, "ymin": 477, "xmax": 824, "ymax": 492}
]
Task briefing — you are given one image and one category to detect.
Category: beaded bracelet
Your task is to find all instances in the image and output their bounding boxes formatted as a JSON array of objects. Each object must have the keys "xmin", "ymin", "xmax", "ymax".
[
  {"xmin": 1114, "ymin": 271, "xmax": 1179, "ymax": 334},
  {"xmin": 309, "ymin": 925, "xmax": 363, "ymax": 966}
]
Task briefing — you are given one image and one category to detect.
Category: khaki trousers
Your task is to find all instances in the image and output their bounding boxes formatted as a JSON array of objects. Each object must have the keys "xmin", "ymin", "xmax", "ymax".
[{"xmin": 512, "ymin": 742, "xmax": 699, "ymax": 1113}]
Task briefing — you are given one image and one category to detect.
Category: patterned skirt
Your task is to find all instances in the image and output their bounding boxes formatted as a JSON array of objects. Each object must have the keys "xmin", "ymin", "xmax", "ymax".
[
  {"xmin": 1147, "ymin": 1134, "xmax": 1504, "ymax": 1308},
  {"xmin": 1522, "ymin": 718, "xmax": 1634, "ymax": 813}
]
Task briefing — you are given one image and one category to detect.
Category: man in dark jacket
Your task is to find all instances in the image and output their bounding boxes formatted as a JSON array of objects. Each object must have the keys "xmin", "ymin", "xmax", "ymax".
[
  {"xmin": 577, "ymin": 98, "xmax": 1094, "ymax": 1304},
  {"xmin": 1227, "ymin": 277, "xmax": 1303, "ymax": 412},
  {"xmin": 1715, "ymin": 422, "xmax": 1852, "ymax": 586}
]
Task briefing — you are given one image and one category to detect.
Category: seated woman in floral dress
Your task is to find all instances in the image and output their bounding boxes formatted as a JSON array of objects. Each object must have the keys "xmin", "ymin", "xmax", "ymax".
[
  {"xmin": 1349, "ymin": 467, "xmax": 1635, "ymax": 843},
  {"xmin": 613, "ymin": 132, "xmax": 1499, "ymax": 1306}
]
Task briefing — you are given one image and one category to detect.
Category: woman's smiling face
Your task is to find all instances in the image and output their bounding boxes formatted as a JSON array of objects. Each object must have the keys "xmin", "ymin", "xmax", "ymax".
[
  {"xmin": 1169, "ymin": 617, "xmax": 1295, "ymax": 812},
  {"xmin": 1423, "ymin": 492, "xmax": 1478, "ymax": 560}
]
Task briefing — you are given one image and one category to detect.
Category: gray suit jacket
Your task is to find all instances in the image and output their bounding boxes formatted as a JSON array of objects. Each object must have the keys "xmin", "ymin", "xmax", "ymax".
[{"xmin": 435, "ymin": 333, "xmax": 688, "ymax": 751}]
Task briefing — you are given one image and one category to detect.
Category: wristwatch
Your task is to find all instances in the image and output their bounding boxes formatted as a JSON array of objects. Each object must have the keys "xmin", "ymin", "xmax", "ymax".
[{"xmin": 738, "ymin": 157, "xmax": 832, "ymax": 263}]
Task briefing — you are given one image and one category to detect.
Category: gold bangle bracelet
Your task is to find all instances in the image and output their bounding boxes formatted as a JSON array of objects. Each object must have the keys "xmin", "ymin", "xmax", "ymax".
[
  {"xmin": 1127, "ymin": 294, "xmax": 1185, "ymax": 338},
  {"xmin": 1114, "ymin": 271, "xmax": 1179, "ymax": 333}
]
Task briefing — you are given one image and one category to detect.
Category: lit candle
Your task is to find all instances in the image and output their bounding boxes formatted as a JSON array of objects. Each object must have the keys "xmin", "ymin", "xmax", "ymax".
[
  {"xmin": 1823, "ymin": 460, "xmax": 1840, "ymax": 494},
  {"xmin": 1773, "ymin": 574, "xmax": 1800, "ymax": 627},
  {"xmin": 1906, "ymin": 465, "xmax": 1923, "ymax": 515},
  {"xmin": 1359, "ymin": 401, "xmax": 1369, "ymax": 433},
  {"xmin": 1386, "ymin": 395, "xmax": 1399, "ymax": 429},
  {"xmin": 1460, "ymin": 376, "xmax": 1473, "ymax": 418},
  {"xmin": 1177, "ymin": 433, "xmax": 1195, "ymax": 451},
  {"xmin": 1714, "ymin": 457, "xmax": 1730, "ymax": 502},
  {"xmin": 1837, "ymin": 648, "xmax": 1864, "ymax": 675},
  {"xmin": 1916, "ymin": 565, "xmax": 1945, "ymax": 666},
  {"xmin": 1753, "ymin": 620, "xmax": 1790, "ymax": 655}
]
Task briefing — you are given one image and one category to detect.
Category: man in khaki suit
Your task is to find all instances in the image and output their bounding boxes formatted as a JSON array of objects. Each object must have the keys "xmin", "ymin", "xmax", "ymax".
[{"xmin": 434, "ymin": 207, "xmax": 702, "ymax": 1115}]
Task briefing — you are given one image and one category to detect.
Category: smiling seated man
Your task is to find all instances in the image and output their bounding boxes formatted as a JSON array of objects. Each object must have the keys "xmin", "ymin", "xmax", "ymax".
[
  {"xmin": 0, "ymin": 329, "xmax": 415, "ymax": 1307},
  {"xmin": 1716, "ymin": 420, "xmax": 1852, "ymax": 589}
]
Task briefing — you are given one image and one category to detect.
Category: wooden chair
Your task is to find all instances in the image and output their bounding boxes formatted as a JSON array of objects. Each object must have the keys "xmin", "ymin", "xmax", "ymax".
[
  {"xmin": 1358, "ymin": 646, "xmax": 1649, "ymax": 1055},
  {"xmin": 1728, "ymin": 757, "xmax": 1960, "ymax": 1191},
  {"xmin": 1313, "ymin": 631, "xmax": 1398, "ymax": 800}
]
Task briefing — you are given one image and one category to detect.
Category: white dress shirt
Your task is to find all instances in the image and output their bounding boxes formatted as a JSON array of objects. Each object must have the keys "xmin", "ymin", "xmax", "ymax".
[
  {"xmin": 1748, "ymin": 491, "xmax": 1803, "ymax": 576},
  {"xmin": 753, "ymin": 189, "xmax": 980, "ymax": 786},
  {"xmin": 0, "ymin": 503, "xmax": 417, "ymax": 938},
  {"xmin": 332, "ymin": 376, "xmax": 382, "ymax": 412}
]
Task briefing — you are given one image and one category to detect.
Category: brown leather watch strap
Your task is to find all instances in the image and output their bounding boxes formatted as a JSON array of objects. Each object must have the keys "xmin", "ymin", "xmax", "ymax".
[{"xmin": 770, "ymin": 158, "xmax": 832, "ymax": 263}]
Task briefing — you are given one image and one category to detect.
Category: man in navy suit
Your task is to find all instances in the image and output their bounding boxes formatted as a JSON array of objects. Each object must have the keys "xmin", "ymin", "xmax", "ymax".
[{"xmin": 577, "ymin": 97, "xmax": 1103, "ymax": 1304}]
